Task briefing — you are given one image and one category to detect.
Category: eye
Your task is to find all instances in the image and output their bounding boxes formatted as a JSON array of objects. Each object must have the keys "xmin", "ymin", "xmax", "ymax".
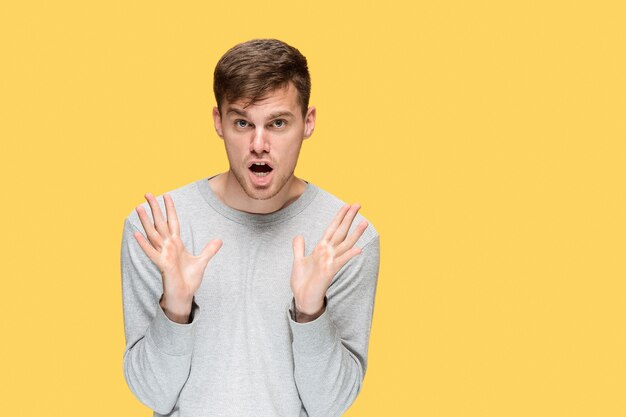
[
  {"xmin": 235, "ymin": 119, "xmax": 249, "ymax": 128},
  {"xmin": 272, "ymin": 119, "xmax": 287, "ymax": 128}
]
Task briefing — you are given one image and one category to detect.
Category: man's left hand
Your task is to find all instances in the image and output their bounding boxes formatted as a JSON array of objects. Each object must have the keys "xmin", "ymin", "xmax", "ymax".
[{"xmin": 290, "ymin": 203, "xmax": 369, "ymax": 321}]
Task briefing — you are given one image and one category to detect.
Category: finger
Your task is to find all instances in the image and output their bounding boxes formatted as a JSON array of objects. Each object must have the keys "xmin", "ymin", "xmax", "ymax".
[
  {"xmin": 330, "ymin": 204, "xmax": 361, "ymax": 245},
  {"xmin": 198, "ymin": 239, "xmax": 223, "ymax": 267},
  {"xmin": 133, "ymin": 231, "xmax": 160, "ymax": 265},
  {"xmin": 145, "ymin": 192, "xmax": 169, "ymax": 236},
  {"xmin": 164, "ymin": 193, "xmax": 180, "ymax": 237},
  {"xmin": 335, "ymin": 220, "xmax": 368, "ymax": 257},
  {"xmin": 292, "ymin": 236, "xmax": 305, "ymax": 260},
  {"xmin": 321, "ymin": 204, "xmax": 351, "ymax": 242},
  {"xmin": 333, "ymin": 246, "xmax": 362, "ymax": 272},
  {"xmin": 136, "ymin": 205, "xmax": 163, "ymax": 248}
]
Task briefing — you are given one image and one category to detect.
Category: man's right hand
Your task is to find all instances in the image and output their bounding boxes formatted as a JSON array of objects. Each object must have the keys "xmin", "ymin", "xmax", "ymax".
[{"xmin": 134, "ymin": 192, "xmax": 223, "ymax": 323}]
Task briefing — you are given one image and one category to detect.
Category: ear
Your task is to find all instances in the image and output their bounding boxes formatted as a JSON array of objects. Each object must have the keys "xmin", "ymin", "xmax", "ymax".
[
  {"xmin": 212, "ymin": 106, "xmax": 224, "ymax": 138},
  {"xmin": 303, "ymin": 106, "xmax": 316, "ymax": 139}
]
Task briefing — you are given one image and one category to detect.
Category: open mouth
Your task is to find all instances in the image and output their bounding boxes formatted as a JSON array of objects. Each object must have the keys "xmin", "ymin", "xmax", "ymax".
[
  {"xmin": 248, "ymin": 162, "xmax": 274, "ymax": 177},
  {"xmin": 248, "ymin": 161, "xmax": 274, "ymax": 177}
]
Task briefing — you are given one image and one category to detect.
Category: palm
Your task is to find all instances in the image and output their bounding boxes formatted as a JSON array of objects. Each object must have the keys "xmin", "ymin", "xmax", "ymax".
[
  {"xmin": 290, "ymin": 203, "xmax": 369, "ymax": 315},
  {"xmin": 291, "ymin": 240, "xmax": 339, "ymax": 307},
  {"xmin": 158, "ymin": 234, "xmax": 213, "ymax": 298}
]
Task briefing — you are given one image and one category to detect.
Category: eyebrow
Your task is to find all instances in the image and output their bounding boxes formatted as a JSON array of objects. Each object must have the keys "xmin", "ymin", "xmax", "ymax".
[
  {"xmin": 225, "ymin": 107, "xmax": 295, "ymax": 120},
  {"xmin": 268, "ymin": 111, "xmax": 295, "ymax": 119},
  {"xmin": 225, "ymin": 107, "xmax": 248, "ymax": 117}
]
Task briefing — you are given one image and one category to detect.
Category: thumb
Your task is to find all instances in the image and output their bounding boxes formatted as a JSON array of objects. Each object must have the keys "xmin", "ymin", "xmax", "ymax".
[
  {"xmin": 292, "ymin": 236, "xmax": 305, "ymax": 261},
  {"xmin": 199, "ymin": 239, "xmax": 222, "ymax": 267}
]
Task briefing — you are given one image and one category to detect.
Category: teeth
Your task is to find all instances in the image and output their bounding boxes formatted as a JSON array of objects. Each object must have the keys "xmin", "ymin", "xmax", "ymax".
[{"xmin": 252, "ymin": 171, "xmax": 270, "ymax": 177}]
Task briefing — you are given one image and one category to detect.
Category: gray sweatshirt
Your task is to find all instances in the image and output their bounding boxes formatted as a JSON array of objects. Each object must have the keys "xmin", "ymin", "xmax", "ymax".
[{"xmin": 120, "ymin": 176, "xmax": 380, "ymax": 417}]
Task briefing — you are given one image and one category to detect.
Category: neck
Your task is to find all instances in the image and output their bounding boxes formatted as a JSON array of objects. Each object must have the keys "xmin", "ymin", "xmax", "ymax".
[{"xmin": 209, "ymin": 171, "xmax": 306, "ymax": 214}]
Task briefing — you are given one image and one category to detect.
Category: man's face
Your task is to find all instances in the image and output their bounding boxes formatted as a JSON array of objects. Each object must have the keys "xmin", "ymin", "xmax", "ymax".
[{"xmin": 212, "ymin": 82, "xmax": 316, "ymax": 201}]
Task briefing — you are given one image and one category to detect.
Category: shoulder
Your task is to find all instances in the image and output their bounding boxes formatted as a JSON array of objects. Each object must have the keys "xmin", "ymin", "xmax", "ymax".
[{"xmin": 307, "ymin": 183, "xmax": 379, "ymax": 249}]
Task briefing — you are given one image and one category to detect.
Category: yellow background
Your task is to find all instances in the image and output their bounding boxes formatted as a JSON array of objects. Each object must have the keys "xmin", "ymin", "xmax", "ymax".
[{"xmin": 1, "ymin": 0, "xmax": 624, "ymax": 416}]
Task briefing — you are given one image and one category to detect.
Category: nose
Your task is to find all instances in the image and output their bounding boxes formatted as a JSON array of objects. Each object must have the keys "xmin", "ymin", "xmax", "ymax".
[{"xmin": 250, "ymin": 126, "xmax": 270, "ymax": 155}]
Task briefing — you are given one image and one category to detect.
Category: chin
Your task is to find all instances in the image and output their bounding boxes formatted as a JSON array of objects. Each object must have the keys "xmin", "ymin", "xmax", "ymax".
[
  {"xmin": 239, "ymin": 173, "xmax": 284, "ymax": 201},
  {"xmin": 243, "ymin": 185, "xmax": 278, "ymax": 201}
]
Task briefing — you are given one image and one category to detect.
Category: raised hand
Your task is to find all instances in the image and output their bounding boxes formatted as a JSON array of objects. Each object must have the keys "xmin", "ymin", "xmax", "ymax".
[
  {"xmin": 134, "ymin": 192, "xmax": 223, "ymax": 323},
  {"xmin": 290, "ymin": 204, "xmax": 369, "ymax": 322}
]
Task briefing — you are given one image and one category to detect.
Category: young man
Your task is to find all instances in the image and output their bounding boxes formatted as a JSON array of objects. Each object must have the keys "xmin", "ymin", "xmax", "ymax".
[{"xmin": 120, "ymin": 39, "xmax": 380, "ymax": 417}]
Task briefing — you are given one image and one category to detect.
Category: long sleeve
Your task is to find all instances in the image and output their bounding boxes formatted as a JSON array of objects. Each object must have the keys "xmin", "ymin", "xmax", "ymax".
[
  {"xmin": 287, "ymin": 234, "xmax": 381, "ymax": 417},
  {"xmin": 120, "ymin": 217, "xmax": 200, "ymax": 415}
]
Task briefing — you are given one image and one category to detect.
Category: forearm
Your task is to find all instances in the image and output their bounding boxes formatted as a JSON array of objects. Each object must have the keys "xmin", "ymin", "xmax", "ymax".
[
  {"xmin": 123, "ymin": 300, "xmax": 198, "ymax": 415},
  {"xmin": 289, "ymin": 308, "xmax": 364, "ymax": 417}
]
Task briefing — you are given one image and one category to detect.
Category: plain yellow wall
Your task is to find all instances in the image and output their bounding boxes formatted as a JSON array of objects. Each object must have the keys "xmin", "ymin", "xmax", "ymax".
[{"xmin": 1, "ymin": 1, "xmax": 624, "ymax": 416}]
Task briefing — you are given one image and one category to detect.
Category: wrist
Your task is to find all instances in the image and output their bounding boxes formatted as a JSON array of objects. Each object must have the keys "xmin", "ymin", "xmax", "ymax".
[
  {"xmin": 293, "ymin": 297, "xmax": 326, "ymax": 323},
  {"xmin": 159, "ymin": 294, "xmax": 193, "ymax": 324}
]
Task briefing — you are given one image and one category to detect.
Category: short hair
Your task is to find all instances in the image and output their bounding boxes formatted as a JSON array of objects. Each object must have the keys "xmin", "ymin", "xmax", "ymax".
[{"xmin": 213, "ymin": 39, "xmax": 311, "ymax": 118}]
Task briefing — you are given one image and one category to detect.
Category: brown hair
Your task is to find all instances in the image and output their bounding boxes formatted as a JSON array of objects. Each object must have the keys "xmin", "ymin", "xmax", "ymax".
[{"xmin": 213, "ymin": 39, "xmax": 311, "ymax": 118}]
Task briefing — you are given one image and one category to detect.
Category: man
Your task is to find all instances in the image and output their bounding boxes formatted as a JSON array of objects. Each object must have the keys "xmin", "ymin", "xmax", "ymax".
[{"xmin": 120, "ymin": 39, "xmax": 380, "ymax": 417}]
